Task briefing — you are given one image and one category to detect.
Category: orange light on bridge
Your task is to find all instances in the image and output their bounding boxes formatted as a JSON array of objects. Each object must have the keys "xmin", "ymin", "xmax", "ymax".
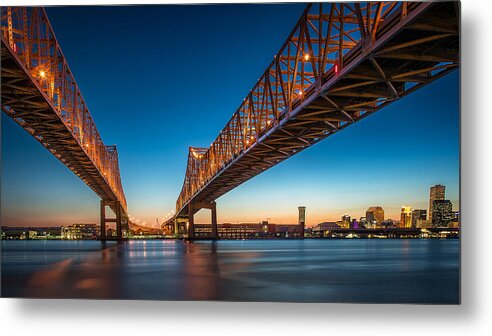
[
  {"xmin": 39, "ymin": 70, "xmax": 46, "ymax": 78},
  {"xmin": 304, "ymin": 54, "xmax": 310, "ymax": 61}
]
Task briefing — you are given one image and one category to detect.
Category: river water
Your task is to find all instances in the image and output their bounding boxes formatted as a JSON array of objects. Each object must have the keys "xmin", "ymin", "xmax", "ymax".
[{"xmin": 1, "ymin": 239, "xmax": 459, "ymax": 303}]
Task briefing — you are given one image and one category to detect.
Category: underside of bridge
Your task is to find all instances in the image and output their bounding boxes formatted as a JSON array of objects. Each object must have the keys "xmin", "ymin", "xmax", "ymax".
[
  {"xmin": 1, "ymin": 7, "xmax": 129, "ymax": 239},
  {"xmin": 172, "ymin": 2, "xmax": 459, "ymax": 239}
]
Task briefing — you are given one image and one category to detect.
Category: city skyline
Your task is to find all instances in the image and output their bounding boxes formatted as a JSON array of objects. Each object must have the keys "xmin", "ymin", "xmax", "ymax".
[{"xmin": 1, "ymin": 4, "xmax": 459, "ymax": 228}]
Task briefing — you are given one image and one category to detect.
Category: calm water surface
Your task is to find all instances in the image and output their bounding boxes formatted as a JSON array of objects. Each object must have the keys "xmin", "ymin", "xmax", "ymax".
[{"xmin": 1, "ymin": 239, "xmax": 459, "ymax": 303}]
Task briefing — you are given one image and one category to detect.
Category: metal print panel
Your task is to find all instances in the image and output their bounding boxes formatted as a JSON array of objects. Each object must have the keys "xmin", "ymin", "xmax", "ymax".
[{"xmin": 1, "ymin": 1, "xmax": 460, "ymax": 303}]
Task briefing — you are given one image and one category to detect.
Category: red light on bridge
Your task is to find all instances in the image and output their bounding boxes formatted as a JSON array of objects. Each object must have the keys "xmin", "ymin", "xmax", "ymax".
[{"xmin": 334, "ymin": 64, "xmax": 339, "ymax": 74}]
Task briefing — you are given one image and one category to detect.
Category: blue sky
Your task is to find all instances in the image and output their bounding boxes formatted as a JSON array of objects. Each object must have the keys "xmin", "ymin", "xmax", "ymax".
[{"xmin": 1, "ymin": 4, "xmax": 459, "ymax": 227}]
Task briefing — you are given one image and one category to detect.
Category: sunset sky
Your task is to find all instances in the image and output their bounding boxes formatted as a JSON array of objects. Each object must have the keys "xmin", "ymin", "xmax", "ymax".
[{"xmin": 1, "ymin": 4, "xmax": 459, "ymax": 228}]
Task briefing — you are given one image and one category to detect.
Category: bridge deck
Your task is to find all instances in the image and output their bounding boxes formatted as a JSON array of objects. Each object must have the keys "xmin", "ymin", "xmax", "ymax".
[
  {"xmin": 176, "ymin": 2, "xmax": 459, "ymax": 217},
  {"xmin": 1, "ymin": 7, "xmax": 127, "ymax": 218}
]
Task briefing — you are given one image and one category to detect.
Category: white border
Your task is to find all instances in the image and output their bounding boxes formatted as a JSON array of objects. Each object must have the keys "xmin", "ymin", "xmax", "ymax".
[{"xmin": 2, "ymin": 0, "xmax": 491, "ymax": 335}]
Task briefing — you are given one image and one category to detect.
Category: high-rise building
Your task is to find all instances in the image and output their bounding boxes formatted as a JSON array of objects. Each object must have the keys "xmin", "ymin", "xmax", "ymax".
[
  {"xmin": 340, "ymin": 214, "xmax": 351, "ymax": 229},
  {"xmin": 400, "ymin": 206, "xmax": 412, "ymax": 228},
  {"xmin": 366, "ymin": 206, "xmax": 384, "ymax": 224},
  {"xmin": 429, "ymin": 184, "xmax": 445, "ymax": 223},
  {"xmin": 432, "ymin": 200, "xmax": 453, "ymax": 227},
  {"xmin": 411, "ymin": 209, "xmax": 427, "ymax": 228},
  {"xmin": 298, "ymin": 206, "xmax": 306, "ymax": 238}
]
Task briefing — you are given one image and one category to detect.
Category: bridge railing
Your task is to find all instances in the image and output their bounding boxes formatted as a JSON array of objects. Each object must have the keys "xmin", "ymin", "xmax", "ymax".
[
  {"xmin": 176, "ymin": 2, "xmax": 416, "ymax": 212},
  {"xmin": 1, "ymin": 7, "xmax": 127, "ymax": 211}
]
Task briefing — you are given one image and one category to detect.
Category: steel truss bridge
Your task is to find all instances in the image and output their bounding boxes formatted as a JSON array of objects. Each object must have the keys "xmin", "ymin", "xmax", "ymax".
[
  {"xmin": 1, "ymin": 7, "xmax": 129, "ymax": 239},
  {"xmin": 172, "ymin": 1, "xmax": 459, "ymax": 238}
]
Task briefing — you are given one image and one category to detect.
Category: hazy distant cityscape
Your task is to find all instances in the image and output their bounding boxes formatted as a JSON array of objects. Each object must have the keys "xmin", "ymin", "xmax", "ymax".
[{"xmin": 1, "ymin": 184, "xmax": 459, "ymax": 240}]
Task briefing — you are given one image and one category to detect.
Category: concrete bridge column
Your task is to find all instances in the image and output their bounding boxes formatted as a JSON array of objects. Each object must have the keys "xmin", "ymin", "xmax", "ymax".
[
  {"xmin": 121, "ymin": 212, "xmax": 129, "ymax": 239},
  {"xmin": 115, "ymin": 200, "xmax": 123, "ymax": 239},
  {"xmin": 186, "ymin": 201, "xmax": 219, "ymax": 240},
  {"xmin": 100, "ymin": 200, "xmax": 124, "ymax": 240},
  {"xmin": 100, "ymin": 200, "xmax": 106, "ymax": 240},
  {"xmin": 188, "ymin": 204, "xmax": 195, "ymax": 238},
  {"xmin": 211, "ymin": 201, "xmax": 218, "ymax": 239},
  {"xmin": 174, "ymin": 218, "xmax": 179, "ymax": 237}
]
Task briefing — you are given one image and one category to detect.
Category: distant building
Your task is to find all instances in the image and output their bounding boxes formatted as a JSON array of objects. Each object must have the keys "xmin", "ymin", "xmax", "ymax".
[
  {"xmin": 411, "ymin": 209, "xmax": 427, "ymax": 228},
  {"xmin": 449, "ymin": 210, "xmax": 460, "ymax": 229},
  {"xmin": 381, "ymin": 219, "xmax": 395, "ymax": 228},
  {"xmin": 366, "ymin": 206, "xmax": 384, "ymax": 224},
  {"xmin": 317, "ymin": 222, "xmax": 340, "ymax": 230},
  {"xmin": 339, "ymin": 215, "xmax": 351, "ymax": 229},
  {"xmin": 107, "ymin": 228, "xmax": 117, "ymax": 238},
  {"xmin": 1, "ymin": 227, "xmax": 61, "ymax": 240},
  {"xmin": 261, "ymin": 221, "xmax": 276, "ymax": 235},
  {"xmin": 28, "ymin": 230, "xmax": 38, "ymax": 239},
  {"xmin": 194, "ymin": 222, "xmax": 302, "ymax": 239},
  {"xmin": 311, "ymin": 222, "xmax": 339, "ymax": 237},
  {"xmin": 432, "ymin": 200, "xmax": 453, "ymax": 227},
  {"xmin": 298, "ymin": 206, "xmax": 306, "ymax": 238},
  {"xmin": 350, "ymin": 218, "xmax": 359, "ymax": 229},
  {"xmin": 448, "ymin": 220, "xmax": 460, "ymax": 229},
  {"xmin": 276, "ymin": 224, "xmax": 303, "ymax": 238},
  {"xmin": 400, "ymin": 206, "xmax": 412, "ymax": 228},
  {"xmin": 366, "ymin": 219, "xmax": 378, "ymax": 229},
  {"xmin": 61, "ymin": 223, "xmax": 99, "ymax": 240},
  {"xmin": 416, "ymin": 220, "xmax": 432, "ymax": 229},
  {"xmin": 429, "ymin": 184, "xmax": 445, "ymax": 223}
]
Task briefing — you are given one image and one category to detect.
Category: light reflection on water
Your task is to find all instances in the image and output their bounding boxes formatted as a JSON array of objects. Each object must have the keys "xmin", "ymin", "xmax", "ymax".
[{"xmin": 1, "ymin": 239, "xmax": 459, "ymax": 303}]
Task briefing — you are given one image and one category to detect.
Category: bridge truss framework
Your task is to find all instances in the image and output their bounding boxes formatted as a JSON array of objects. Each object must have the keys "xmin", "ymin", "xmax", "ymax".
[
  {"xmin": 1, "ymin": 7, "xmax": 130, "ymax": 239},
  {"xmin": 173, "ymin": 1, "xmax": 459, "ymax": 238}
]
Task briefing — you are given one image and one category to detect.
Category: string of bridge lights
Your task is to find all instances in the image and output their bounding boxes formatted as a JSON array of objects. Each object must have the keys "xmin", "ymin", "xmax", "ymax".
[
  {"xmin": 128, "ymin": 209, "xmax": 175, "ymax": 228},
  {"xmin": 163, "ymin": 209, "xmax": 175, "ymax": 223}
]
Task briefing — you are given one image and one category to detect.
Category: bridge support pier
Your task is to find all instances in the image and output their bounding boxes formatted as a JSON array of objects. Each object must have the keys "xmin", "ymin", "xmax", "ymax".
[
  {"xmin": 186, "ymin": 201, "xmax": 218, "ymax": 240},
  {"xmin": 100, "ymin": 200, "xmax": 106, "ymax": 240},
  {"xmin": 211, "ymin": 201, "xmax": 218, "ymax": 239},
  {"xmin": 173, "ymin": 217, "xmax": 188, "ymax": 237},
  {"xmin": 187, "ymin": 203, "xmax": 195, "ymax": 238},
  {"xmin": 174, "ymin": 218, "xmax": 179, "ymax": 237},
  {"xmin": 100, "ymin": 200, "xmax": 125, "ymax": 240}
]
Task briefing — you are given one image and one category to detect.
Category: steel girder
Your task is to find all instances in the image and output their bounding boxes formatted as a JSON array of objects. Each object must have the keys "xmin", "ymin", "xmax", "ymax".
[
  {"xmin": 1, "ymin": 7, "xmax": 128, "ymax": 214},
  {"xmin": 175, "ymin": 1, "xmax": 459, "ymax": 217}
]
